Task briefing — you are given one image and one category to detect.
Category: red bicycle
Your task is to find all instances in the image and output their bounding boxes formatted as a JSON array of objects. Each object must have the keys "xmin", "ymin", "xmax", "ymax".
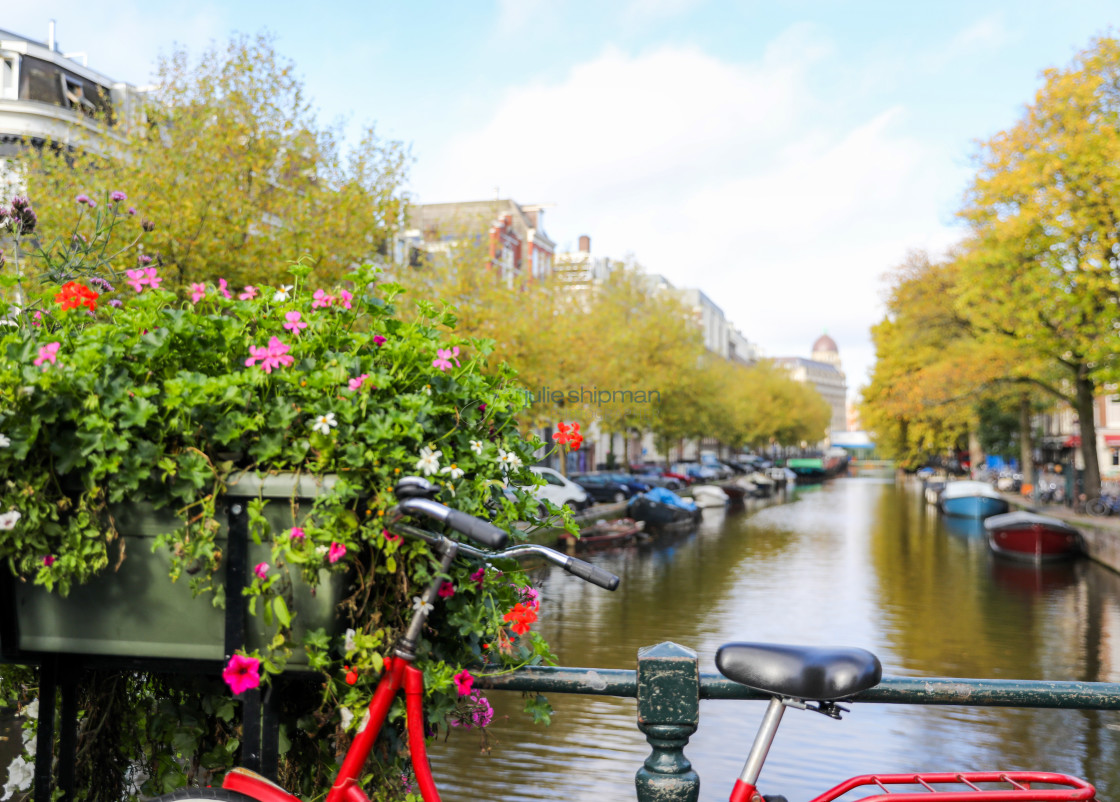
[{"xmin": 148, "ymin": 477, "xmax": 1096, "ymax": 802}]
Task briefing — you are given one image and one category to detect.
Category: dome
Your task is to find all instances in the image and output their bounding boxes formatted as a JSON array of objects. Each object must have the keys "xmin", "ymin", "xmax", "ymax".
[{"xmin": 812, "ymin": 333, "xmax": 838, "ymax": 353}]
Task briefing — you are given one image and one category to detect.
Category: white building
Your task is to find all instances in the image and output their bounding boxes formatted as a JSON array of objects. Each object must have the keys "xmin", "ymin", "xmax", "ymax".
[{"xmin": 774, "ymin": 333, "xmax": 849, "ymax": 441}]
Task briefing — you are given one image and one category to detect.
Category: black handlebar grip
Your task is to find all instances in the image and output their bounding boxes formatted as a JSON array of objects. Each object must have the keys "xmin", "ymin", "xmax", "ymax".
[
  {"xmin": 563, "ymin": 557, "xmax": 620, "ymax": 590},
  {"xmin": 444, "ymin": 509, "xmax": 509, "ymax": 549}
]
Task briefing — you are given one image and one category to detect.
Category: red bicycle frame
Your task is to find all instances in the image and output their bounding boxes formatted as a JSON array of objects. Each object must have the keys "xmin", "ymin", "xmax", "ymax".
[{"xmin": 731, "ymin": 771, "xmax": 1095, "ymax": 801}]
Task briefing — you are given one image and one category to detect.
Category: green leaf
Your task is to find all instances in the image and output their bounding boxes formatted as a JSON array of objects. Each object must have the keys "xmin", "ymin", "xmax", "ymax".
[{"xmin": 273, "ymin": 595, "xmax": 291, "ymax": 628}]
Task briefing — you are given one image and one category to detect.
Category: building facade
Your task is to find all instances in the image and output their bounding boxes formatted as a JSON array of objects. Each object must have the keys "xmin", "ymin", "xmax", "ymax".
[
  {"xmin": 405, "ymin": 199, "xmax": 555, "ymax": 282},
  {"xmin": 774, "ymin": 333, "xmax": 848, "ymax": 441}
]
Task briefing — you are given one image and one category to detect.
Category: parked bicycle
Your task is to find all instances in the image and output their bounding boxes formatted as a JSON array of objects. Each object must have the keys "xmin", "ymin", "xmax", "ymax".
[
  {"xmin": 145, "ymin": 477, "xmax": 1096, "ymax": 802},
  {"xmin": 1084, "ymin": 493, "xmax": 1120, "ymax": 517}
]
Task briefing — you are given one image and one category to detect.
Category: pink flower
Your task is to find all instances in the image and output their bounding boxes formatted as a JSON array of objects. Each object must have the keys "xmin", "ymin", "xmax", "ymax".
[
  {"xmin": 31, "ymin": 311, "xmax": 44, "ymax": 327},
  {"xmin": 453, "ymin": 669, "xmax": 474, "ymax": 697},
  {"xmin": 373, "ymin": 335, "xmax": 386, "ymax": 347},
  {"xmin": 470, "ymin": 567, "xmax": 485, "ymax": 588},
  {"xmin": 312, "ymin": 289, "xmax": 335, "ymax": 309},
  {"xmin": 348, "ymin": 373, "xmax": 369, "ymax": 391},
  {"xmin": 432, "ymin": 346, "xmax": 461, "ymax": 372},
  {"xmin": 438, "ymin": 581, "xmax": 455, "ymax": 598},
  {"xmin": 110, "ymin": 190, "xmax": 127, "ymax": 202},
  {"xmin": 328, "ymin": 542, "xmax": 346, "ymax": 563},
  {"xmin": 283, "ymin": 311, "xmax": 307, "ymax": 333},
  {"xmin": 245, "ymin": 337, "xmax": 294, "ymax": 373},
  {"xmin": 239, "ymin": 285, "xmax": 258, "ymax": 301},
  {"xmin": 218, "ymin": 278, "xmax": 232, "ymax": 299},
  {"xmin": 288, "ymin": 526, "xmax": 306, "ymax": 541},
  {"xmin": 125, "ymin": 267, "xmax": 161, "ymax": 293},
  {"xmin": 254, "ymin": 562, "xmax": 269, "ymax": 580},
  {"xmin": 520, "ymin": 586, "xmax": 540, "ymax": 609},
  {"xmin": 34, "ymin": 342, "xmax": 60, "ymax": 367},
  {"xmin": 190, "ymin": 283, "xmax": 207, "ymax": 303},
  {"xmin": 382, "ymin": 528, "xmax": 401, "ymax": 543},
  {"xmin": 338, "ymin": 289, "xmax": 353, "ymax": 310},
  {"xmin": 43, "ymin": 555, "xmax": 56, "ymax": 567},
  {"xmin": 222, "ymin": 654, "xmax": 261, "ymax": 695}
]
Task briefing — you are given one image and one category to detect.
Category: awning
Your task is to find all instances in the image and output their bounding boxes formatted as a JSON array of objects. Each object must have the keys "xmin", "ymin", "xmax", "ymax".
[
  {"xmin": 1063, "ymin": 435, "xmax": 1082, "ymax": 448},
  {"xmin": 1105, "ymin": 435, "xmax": 1120, "ymax": 446}
]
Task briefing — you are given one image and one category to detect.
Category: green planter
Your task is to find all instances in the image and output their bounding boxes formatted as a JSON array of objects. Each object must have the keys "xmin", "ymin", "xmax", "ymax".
[{"xmin": 7, "ymin": 473, "xmax": 348, "ymax": 666}]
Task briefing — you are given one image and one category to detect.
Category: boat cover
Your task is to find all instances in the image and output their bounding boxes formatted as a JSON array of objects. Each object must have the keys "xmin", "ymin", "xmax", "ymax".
[{"xmin": 644, "ymin": 486, "xmax": 698, "ymax": 511}]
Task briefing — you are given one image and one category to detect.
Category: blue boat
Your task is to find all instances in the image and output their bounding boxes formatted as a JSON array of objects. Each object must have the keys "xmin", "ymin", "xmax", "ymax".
[{"xmin": 938, "ymin": 480, "xmax": 1009, "ymax": 518}]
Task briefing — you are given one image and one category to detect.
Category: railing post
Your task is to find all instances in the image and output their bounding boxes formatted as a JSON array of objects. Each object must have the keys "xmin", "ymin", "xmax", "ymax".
[{"xmin": 635, "ymin": 642, "xmax": 700, "ymax": 802}]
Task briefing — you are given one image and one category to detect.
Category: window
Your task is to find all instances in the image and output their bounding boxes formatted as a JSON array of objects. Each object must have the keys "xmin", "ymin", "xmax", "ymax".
[{"xmin": 1113, "ymin": 448, "xmax": 1119, "ymax": 468}]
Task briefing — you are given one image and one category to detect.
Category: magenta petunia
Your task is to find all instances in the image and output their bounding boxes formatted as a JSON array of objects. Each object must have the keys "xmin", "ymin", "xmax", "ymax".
[
  {"xmin": 222, "ymin": 654, "xmax": 261, "ymax": 695},
  {"xmin": 328, "ymin": 542, "xmax": 346, "ymax": 563},
  {"xmin": 453, "ymin": 669, "xmax": 474, "ymax": 697}
]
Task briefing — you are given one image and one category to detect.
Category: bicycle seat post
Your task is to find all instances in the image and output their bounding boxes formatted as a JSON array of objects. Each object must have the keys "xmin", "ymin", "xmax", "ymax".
[{"xmin": 739, "ymin": 696, "xmax": 787, "ymax": 787}]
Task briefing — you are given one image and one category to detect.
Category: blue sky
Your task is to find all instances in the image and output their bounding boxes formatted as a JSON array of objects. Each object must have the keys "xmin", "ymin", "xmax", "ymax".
[{"xmin": 6, "ymin": 2, "xmax": 1119, "ymax": 403}]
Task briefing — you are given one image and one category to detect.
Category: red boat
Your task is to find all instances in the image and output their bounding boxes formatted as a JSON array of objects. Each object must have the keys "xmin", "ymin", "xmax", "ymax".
[{"xmin": 983, "ymin": 511, "xmax": 1085, "ymax": 563}]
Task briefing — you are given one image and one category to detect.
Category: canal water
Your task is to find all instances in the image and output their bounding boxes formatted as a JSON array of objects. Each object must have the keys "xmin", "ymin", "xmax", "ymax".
[{"xmin": 429, "ymin": 476, "xmax": 1120, "ymax": 801}]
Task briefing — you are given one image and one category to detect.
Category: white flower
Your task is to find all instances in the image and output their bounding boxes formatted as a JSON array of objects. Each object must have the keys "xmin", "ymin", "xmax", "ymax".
[
  {"xmin": 0, "ymin": 510, "xmax": 20, "ymax": 530},
  {"xmin": 0, "ymin": 319, "xmax": 15, "ymax": 328},
  {"xmin": 2, "ymin": 755, "xmax": 33, "ymax": 801},
  {"xmin": 272, "ymin": 285, "xmax": 294, "ymax": 302},
  {"xmin": 497, "ymin": 449, "xmax": 523, "ymax": 472},
  {"xmin": 344, "ymin": 628, "xmax": 356, "ymax": 654},
  {"xmin": 315, "ymin": 545, "xmax": 328, "ymax": 558},
  {"xmin": 21, "ymin": 728, "xmax": 35, "ymax": 758},
  {"xmin": 339, "ymin": 706, "xmax": 354, "ymax": 730},
  {"xmin": 415, "ymin": 446, "xmax": 442, "ymax": 476},
  {"xmin": 23, "ymin": 699, "xmax": 38, "ymax": 720},
  {"xmin": 440, "ymin": 463, "xmax": 465, "ymax": 481},
  {"xmin": 0, "ymin": 433, "xmax": 9, "ymax": 447},
  {"xmin": 469, "ymin": 439, "xmax": 484, "ymax": 456},
  {"xmin": 310, "ymin": 412, "xmax": 338, "ymax": 435},
  {"xmin": 412, "ymin": 596, "xmax": 434, "ymax": 616},
  {"xmin": 422, "ymin": 384, "xmax": 432, "ymax": 396}
]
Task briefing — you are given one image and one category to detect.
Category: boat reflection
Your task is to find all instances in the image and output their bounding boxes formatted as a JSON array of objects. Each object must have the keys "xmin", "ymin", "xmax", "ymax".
[
  {"xmin": 988, "ymin": 558, "xmax": 1080, "ymax": 596},
  {"xmin": 941, "ymin": 515, "xmax": 987, "ymax": 539}
]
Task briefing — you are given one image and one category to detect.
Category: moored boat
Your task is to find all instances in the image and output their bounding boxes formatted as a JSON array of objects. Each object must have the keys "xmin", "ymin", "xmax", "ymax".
[
  {"xmin": 691, "ymin": 485, "xmax": 730, "ymax": 508},
  {"xmin": 558, "ymin": 517, "xmax": 645, "ymax": 552},
  {"xmin": 938, "ymin": 480, "xmax": 1009, "ymax": 518},
  {"xmin": 983, "ymin": 511, "xmax": 1085, "ymax": 563}
]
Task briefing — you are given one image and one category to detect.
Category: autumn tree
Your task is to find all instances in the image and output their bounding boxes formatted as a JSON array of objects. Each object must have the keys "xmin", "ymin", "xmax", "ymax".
[
  {"xmin": 956, "ymin": 34, "xmax": 1120, "ymax": 497},
  {"xmin": 14, "ymin": 33, "xmax": 409, "ymax": 290}
]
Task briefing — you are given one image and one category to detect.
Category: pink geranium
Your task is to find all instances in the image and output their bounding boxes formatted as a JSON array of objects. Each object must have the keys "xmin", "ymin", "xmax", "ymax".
[
  {"xmin": 283, "ymin": 311, "xmax": 308, "ymax": 334},
  {"xmin": 222, "ymin": 654, "xmax": 261, "ymax": 695},
  {"xmin": 338, "ymin": 289, "xmax": 353, "ymax": 310},
  {"xmin": 218, "ymin": 278, "xmax": 232, "ymax": 299},
  {"xmin": 238, "ymin": 285, "xmax": 258, "ymax": 301},
  {"xmin": 34, "ymin": 342, "xmax": 60, "ymax": 367},
  {"xmin": 189, "ymin": 283, "xmax": 207, "ymax": 303},
  {"xmin": 347, "ymin": 373, "xmax": 370, "ymax": 391},
  {"xmin": 432, "ymin": 346, "xmax": 460, "ymax": 372},
  {"xmin": 311, "ymin": 289, "xmax": 335, "ymax": 309},
  {"xmin": 288, "ymin": 526, "xmax": 306, "ymax": 541},
  {"xmin": 245, "ymin": 337, "xmax": 294, "ymax": 373}
]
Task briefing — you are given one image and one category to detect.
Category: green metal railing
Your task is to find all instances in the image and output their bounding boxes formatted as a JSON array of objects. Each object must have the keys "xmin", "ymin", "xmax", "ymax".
[{"xmin": 482, "ymin": 642, "xmax": 1120, "ymax": 802}]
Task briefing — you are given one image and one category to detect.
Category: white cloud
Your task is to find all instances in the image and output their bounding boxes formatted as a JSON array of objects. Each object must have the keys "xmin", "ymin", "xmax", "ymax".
[{"xmin": 413, "ymin": 30, "xmax": 967, "ymax": 395}]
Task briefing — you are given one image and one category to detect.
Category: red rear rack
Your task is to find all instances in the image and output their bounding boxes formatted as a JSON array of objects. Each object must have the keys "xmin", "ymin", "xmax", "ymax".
[{"xmin": 811, "ymin": 772, "xmax": 1094, "ymax": 801}]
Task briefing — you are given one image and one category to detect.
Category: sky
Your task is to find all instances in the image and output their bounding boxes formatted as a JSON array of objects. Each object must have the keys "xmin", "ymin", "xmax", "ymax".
[{"xmin": 5, "ymin": 2, "xmax": 1119, "ymax": 405}]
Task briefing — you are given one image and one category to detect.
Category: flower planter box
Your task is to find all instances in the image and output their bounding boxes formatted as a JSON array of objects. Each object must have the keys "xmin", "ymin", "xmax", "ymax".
[{"xmin": 3, "ymin": 473, "xmax": 347, "ymax": 666}]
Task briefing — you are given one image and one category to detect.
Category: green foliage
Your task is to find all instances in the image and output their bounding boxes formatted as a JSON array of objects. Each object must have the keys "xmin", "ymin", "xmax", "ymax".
[{"xmin": 0, "ymin": 197, "xmax": 557, "ymax": 801}]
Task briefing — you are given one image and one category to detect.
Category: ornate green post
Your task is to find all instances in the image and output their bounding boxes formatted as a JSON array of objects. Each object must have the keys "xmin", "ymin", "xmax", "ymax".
[{"xmin": 635, "ymin": 642, "xmax": 700, "ymax": 802}]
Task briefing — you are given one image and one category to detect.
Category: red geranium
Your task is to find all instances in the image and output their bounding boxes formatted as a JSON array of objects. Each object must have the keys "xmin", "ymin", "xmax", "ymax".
[
  {"xmin": 553, "ymin": 421, "xmax": 583, "ymax": 451},
  {"xmin": 502, "ymin": 601, "xmax": 538, "ymax": 636},
  {"xmin": 54, "ymin": 281, "xmax": 99, "ymax": 312}
]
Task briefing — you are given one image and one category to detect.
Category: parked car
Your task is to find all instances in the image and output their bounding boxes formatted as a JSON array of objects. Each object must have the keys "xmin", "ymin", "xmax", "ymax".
[
  {"xmin": 630, "ymin": 469, "xmax": 683, "ymax": 491},
  {"xmin": 522, "ymin": 466, "xmax": 591, "ymax": 512},
  {"xmin": 571, "ymin": 473, "xmax": 636, "ymax": 504},
  {"xmin": 602, "ymin": 473, "xmax": 652, "ymax": 495}
]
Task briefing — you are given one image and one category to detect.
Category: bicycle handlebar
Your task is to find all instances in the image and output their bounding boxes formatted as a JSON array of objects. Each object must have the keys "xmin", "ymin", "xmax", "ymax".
[{"xmin": 396, "ymin": 496, "xmax": 510, "ymax": 549}]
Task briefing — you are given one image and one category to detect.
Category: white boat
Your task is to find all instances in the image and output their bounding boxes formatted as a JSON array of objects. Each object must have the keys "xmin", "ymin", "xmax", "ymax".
[{"xmin": 690, "ymin": 485, "xmax": 730, "ymax": 508}]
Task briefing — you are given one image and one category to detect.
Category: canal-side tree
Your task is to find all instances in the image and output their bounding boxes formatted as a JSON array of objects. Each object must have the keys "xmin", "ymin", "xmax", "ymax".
[
  {"xmin": 16, "ymin": 32, "xmax": 409, "ymax": 290},
  {"xmin": 956, "ymin": 34, "xmax": 1120, "ymax": 498}
]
